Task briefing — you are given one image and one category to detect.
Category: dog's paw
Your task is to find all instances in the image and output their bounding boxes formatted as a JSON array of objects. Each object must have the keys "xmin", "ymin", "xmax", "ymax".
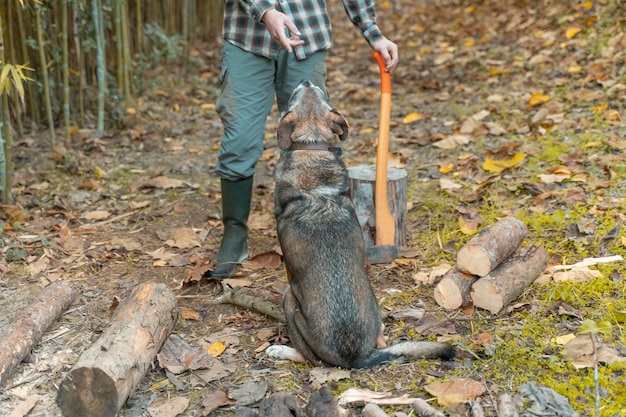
[{"xmin": 265, "ymin": 345, "xmax": 307, "ymax": 363}]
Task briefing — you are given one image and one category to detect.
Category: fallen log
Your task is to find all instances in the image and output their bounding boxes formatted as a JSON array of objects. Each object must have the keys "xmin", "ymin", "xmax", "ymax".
[
  {"xmin": 433, "ymin": 266, "xmax": 479, "ymax": 310},
  {"xmin": 470, "ymin": 245, "xmax": 548, "ymax": 314},
  {"xmin": 57, "ymin": 282, "xmax": 177, "ymax": 417},
  {"xmin": 0, "ymin": 280, "xmax": 76, "ymax": 386},
  {"xmin": 457, "ymin": 216, "xmax": 528, "ymax": 277}
]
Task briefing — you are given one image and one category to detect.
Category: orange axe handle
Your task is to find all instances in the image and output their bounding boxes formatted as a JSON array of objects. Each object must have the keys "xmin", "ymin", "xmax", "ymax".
[{"xmin": 373, "ymin": 52, "xmax": 395, "ymax": 246}]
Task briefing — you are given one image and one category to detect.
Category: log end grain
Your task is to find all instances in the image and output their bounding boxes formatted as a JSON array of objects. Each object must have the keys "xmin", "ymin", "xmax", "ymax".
[
  {"xmin": 434, "ymin": 278, "xmax": 464, "ymax": 310},
  {"xmin": 57, "ymin": 367, "xmax": 119, "ymax": 417},
  {"xmin": 457, "ymin": 245, "xmax": 492, "ymax": 277},
  {"xmin": 470, "ymin": 278, "xmax": 503, "ymax": 315}
]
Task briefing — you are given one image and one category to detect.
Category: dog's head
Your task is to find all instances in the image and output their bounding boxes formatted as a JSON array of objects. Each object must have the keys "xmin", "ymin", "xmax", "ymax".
[{"xmin": 277, "ymin": 81, "xmax": 349, "ymax": 150}]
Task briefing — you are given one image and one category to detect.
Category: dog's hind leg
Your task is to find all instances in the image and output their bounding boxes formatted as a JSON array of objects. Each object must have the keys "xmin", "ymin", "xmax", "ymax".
[
  {"xmin": 265, "ymin": 345, "xmax": 307, "ymax": 363},
  {"xmin": 268, "ymin": 286, "xmax": 325, "ymax": 366}
]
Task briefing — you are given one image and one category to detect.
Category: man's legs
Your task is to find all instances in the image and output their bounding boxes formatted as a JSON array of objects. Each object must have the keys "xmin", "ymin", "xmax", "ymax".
[
  {"xmin": 211, "ymin": 42, "xmax": 275, "ymax": 278},
  {"xmin": 275, "ymin": 49, "xmax": 328, "ymax": 113}
]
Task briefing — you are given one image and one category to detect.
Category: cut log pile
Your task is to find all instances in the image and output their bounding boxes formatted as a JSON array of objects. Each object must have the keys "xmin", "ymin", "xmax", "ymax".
[{"xmin": 434, "ymin": 216, "xmax": 549, "ymax": 314}]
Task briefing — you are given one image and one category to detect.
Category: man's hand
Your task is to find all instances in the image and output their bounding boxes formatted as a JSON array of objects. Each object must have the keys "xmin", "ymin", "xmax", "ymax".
[
  {"xmin": 372, "ymin": 38, "xmax": 399, "ymax": 72},
  {"xmin": 261, "ymin": 9, "xmax": 305, "ymax": 53}
]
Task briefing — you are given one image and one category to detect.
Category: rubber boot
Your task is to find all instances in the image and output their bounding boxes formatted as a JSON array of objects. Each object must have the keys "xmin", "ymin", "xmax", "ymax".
[{"xmin": 209, "ymin": 177, "xmax": 253, "ymax": 278}]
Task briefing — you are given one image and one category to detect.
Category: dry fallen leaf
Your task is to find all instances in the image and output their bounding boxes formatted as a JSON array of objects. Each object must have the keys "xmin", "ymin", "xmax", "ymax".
[
  {"xmin": 243, "ymin": 251, "xmax": 282, "ymax": 270},
  {"xmin": 157, "ymin": 335, "xmax": 215, "ymax": 374},
  {"xmin": 403, "ymin": 112, "xmax": 422, "ymax": 124},
  {"xmin": 201, "ymin": 390, "xmax": 237, "ymax": 416},
  {"xmin": 165, "ymin": 227, "xmax": 202, "ymax": 249},
  {"xmin": 482, "ymin": 153, "xmax": 526, "ymax": 173},
  {"xmin": 565, "ymin": 27, "xmax": 581, "ymax": 39},
  {"xmin": 207, "ymin": 340, "xmax": 227, "ymax": 357},
  {"xmin": 82, "ymin": 210, "xmax": 111, "ymax": 220},
  {"xmin": 228, "ymin": 379, "xmax": 268, "ymax": 406},
  {"xmin": 147, "ymin": 397, "xmax": 189, "ymax": 417},
  {"xmin": 139, "ymin": 176, "xmax": 186, "ymax": 189},
  {"xmin": 432, "ymin": 134, "xmax": 472, "ymax": 149},
  {"xmin": 180, "ymin": 307, "xmax": 202, "ymax": 321},
  {"xmin": 423, "ymin": 378, "xmax": 486, "ymax": 406},
  {"xmin": 309, "ymin": 368, "xmax": 351, "ymax": 390},
  {"xmin": 459, "ymin": 215, "xmax": 479, "ymax": 235},
  {"xmin": 528, "ymin": 92, "xmax": 550, "ymax": 107}
]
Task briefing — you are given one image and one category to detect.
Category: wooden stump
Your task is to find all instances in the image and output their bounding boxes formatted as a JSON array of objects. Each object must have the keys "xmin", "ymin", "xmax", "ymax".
[
  {"xmin": 347, "ymin": 165, "xmax": 408, "ymax": 249},
  {"xmin": 457, "ymin": 216, "xmax": 528, "ymax": 277},
  {"xmin": 0, "ymin": 280, "xmax": 76, "ymax": 386},
  {"xmin": 470, "ymin": 245, "xmax": 549, "ymax": 314},
  {"xmin": 433, "ymin": 267, "xmax": 479, "ymax": 310},
  {"xmin": 57, "ymin": 282, "xmax": 177, "ymax": 417}
]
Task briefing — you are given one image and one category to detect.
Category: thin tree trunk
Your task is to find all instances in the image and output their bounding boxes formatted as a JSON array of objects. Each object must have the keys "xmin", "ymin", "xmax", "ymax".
[
  {"xmin": 115, "ymin": 0, "xmax": 124, "ymax": 94},
  {"xmin": 92, "ymin": 0, "xmax": 106, "ymax": 135},
  {"xmin": 0, "ymin": 14, "xmax": 10, "ymax": 203},
  {"xmin": 16, "ymin": 1, "xmax": 39, "ymax": 126},
  {"xmin": 121, "ymin": 0, "xmax": 132, "ymax": 99},
  {"xmin": 5, "ymin": 0, "xmax": 24, "ymax": 138},
  {"xmin": 35, "ymin": 6, "xmax": 56, "ymax": 146},
  {"xmin": 61, "ymin": 0, "xmax": 71, "ymax": 143},
  {"xmin": 135, "ymin": 0, "xmax": 143, "ymax": 56}
]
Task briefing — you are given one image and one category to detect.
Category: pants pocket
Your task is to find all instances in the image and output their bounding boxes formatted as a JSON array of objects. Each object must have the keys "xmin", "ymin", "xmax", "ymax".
[{"xmin": 216, "ymin": 66, "xmax": 238, "ymax": 125}]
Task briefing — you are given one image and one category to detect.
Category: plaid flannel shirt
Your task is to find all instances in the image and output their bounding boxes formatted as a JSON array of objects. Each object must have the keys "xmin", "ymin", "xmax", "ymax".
[{"xmin": 223, "ymin": 0, "xmax": 383, "ymax": 60}]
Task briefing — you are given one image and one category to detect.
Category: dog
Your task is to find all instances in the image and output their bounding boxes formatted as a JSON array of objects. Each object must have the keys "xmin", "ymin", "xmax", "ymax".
[{"xmin": 266, "ymin": 81, "xmax": 455, "ymax": 368}]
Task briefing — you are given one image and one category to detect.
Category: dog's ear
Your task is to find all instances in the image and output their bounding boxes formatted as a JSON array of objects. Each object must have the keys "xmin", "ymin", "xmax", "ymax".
[
  {"xmin": 277, "ymin": 111, "xmax": 296, "ymax": 149},
  {"xmin": 329, "ymin": 109, "xmax": 349, "ymax": 141}
]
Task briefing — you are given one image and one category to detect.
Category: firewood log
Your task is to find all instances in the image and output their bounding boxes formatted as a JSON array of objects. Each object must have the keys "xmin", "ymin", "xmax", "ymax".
[
  {"xmin": 470, "ymin": 245, "xmax": 548, "ymax": 314},
  {"xmin": 57, "ymin": 282, "xmax": 177, "ymax": 417},
  {"xmin": 457, "ymin": 216, "xmax": 528, "ymax": 277},
  {"xmin": 433, "ymin": 266, "xmax": 479, "ymax": 310},
  {"xmin": 0, "ymin": 280, "xmax": 75, "ymax": 386}
]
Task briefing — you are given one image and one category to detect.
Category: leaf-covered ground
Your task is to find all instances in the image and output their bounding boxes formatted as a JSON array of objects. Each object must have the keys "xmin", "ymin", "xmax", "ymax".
[{"xmin": 1, "ymin": 0, "xmax": 625, "ymax": 416}]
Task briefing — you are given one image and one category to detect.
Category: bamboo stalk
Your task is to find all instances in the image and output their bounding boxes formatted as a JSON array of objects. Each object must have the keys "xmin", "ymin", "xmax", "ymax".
[
  {"xmin": 6, "ymin": 0, "xmax": 24, "ymax": 138},
  {"xmin": 92, "ymin": 0, "xmax": 106, "ymax": 135},
  {"xmin": 72, "ymin": 5, "xmax": 85, "ymax": 126},
  {"xmin": 0, "ymin": 12, "xmax": 11, "ymax": 203},
  {"xmin": 135, "ymin": 0, "xmax": 143, "ymax": 56},
  {"xmin": 121, "ymin": 0, "xmax": 132, "ymax": 99},
  {"xmin": 182, "ymin": 0, "xmax": 189, "ymax": 67},
  {"xmin": 35, "ymin": 5, "xmax": 56, "ymax": 146},
  {"xmin": 0, "ymin": 95, "xmax": 9, "ymax": 203},
  {"xmin": 115, "ymin": 0, "xmax": 123, "ymax": 94},
  {"xmin": 61, "ymin": 0, "xmax": 71, "ymax": 143},
  {"xmin": 17, "ymin": 2, "xmax": 38, "ymax": 126}
]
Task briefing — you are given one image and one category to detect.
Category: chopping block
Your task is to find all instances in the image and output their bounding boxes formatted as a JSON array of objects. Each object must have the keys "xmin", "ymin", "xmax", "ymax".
[{"xmin": 348, "ymin": 164, "xmax": 408, "ymax": 264}]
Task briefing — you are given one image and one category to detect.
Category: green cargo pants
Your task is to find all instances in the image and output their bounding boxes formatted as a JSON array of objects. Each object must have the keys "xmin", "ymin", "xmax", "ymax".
[{"xmin": 215, "ymin": 41, "xmax": 328, "ymax": 181}]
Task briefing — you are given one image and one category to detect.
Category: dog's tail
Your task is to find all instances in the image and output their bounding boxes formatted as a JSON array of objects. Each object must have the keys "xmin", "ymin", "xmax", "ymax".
[{"xmin": 353, "ymin": 341, "xmax": 455, "ymax": 369}]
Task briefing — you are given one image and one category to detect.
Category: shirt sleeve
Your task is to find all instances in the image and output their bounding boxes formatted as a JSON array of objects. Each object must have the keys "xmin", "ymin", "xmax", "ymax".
[
  {"xmin": 238, "ymin": 0, "xmax": 276, "ymax": 23},
  {"xmin": 341, "ymin": 0, "xmax": 384, "ymax": 47}
]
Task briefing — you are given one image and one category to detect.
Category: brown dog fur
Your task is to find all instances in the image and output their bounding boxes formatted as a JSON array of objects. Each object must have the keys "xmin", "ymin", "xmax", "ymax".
[{"xmin": 268, "ymin": 81, "xmax": 454, "ymax": 368}]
